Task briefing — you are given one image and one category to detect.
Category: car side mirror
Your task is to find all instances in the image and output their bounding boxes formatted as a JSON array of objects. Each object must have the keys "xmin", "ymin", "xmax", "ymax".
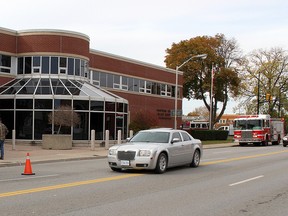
[
  {"xmin": 171, "ymin": 138, "xmax": 180, "ymax": 144},
  {"xmin": 126, "ymin": 137, "xmax": 131, "ymax": 142}
]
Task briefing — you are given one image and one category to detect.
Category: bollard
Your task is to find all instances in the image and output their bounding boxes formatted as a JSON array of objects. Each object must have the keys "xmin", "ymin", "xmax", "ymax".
[
  {"xmin": 117, "ymin": 130, "xmax": 121, "ymax": 144},
  {"xmin": 91, "ymin": 129, "xmax": 95, "ymax": 151},
  {"xmin": 129, "ymin": 130, "xmax": 133, "ymax": 138},
  {"xmin": 12, "ymin": 129, "xmax": 16, "ymax": 150},
  {"xmin": 105, "ymin": 130, "xmax": 109, "ymax": 150}
]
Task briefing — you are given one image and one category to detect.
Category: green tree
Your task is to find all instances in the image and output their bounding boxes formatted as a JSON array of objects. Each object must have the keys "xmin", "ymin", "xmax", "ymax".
[
  {"xmin": 165, "ymin": 34, "xmax": 242, "ymax": 127},
  {"xmin": 239, "ymin": 47, "xmax": 288, "ymax": 117}
]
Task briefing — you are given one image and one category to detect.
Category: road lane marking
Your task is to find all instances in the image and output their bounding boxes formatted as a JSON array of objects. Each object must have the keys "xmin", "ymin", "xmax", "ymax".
[
  {"xmin": 229, "ymin": 175, "xmax": 264, "ymax": 186},
  {"xmin": 0, "ymin": 174, "xmax": 60, "ymax": 183},
  {"xmin": 0, "ymin": 173, "xmax": 142, "ymax": 198},
  {"xmin": 202, "ymin": 157, "xmax": 227, "ymax": 162},
  {"xmin": 201, "ymin": 149, "xmax": 288, "ymax": 165}
]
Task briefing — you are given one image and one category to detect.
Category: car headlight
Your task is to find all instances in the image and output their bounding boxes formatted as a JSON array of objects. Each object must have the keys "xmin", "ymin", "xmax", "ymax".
[
  {"xmin": 109, "ymin": 149, "xmax": 117, "ymax": 155},
  {"xmin": 283, "ymin": 137, "xmax": 288, "ymax": 141},
  {"xmin": 138, "ymin": 150, "xmax": 151, "ymax": 157}
]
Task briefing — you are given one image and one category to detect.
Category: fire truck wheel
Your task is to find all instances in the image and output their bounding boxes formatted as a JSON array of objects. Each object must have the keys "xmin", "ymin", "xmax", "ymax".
[{"xmin": 262, "ymin": 140, "xmax": 268, "ymax": 146}]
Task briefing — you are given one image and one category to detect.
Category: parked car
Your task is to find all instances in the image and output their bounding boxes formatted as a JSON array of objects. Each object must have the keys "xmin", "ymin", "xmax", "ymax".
[
  {"xmin": 107, "ymin": 128, "xmax": 203, "ymax": 174},
  {"xmin": 283, "ymin": 134, "xmax": 288, "ymax": 147}
]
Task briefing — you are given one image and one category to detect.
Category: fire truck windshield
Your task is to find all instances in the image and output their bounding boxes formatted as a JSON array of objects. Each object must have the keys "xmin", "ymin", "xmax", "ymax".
[{"xmin": 234, "ymin": 119, "xmax": 262, "ymax": 130}]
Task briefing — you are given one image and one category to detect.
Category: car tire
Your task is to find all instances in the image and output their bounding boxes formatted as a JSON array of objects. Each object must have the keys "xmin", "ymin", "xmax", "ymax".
[
  {"xmin": 111, "ymin": 167, "xmax": 122, "ymax": 172},
  {"xmin": 190, "ymin": 149, "xmax": 200, "ymax": 168},
  {"xmin": 155, "ymin": 153, "xmax": 167, "ymax": 174},
  {"xmin": 262, "ymin": 139, "xmax": 268, "ymax": 146}
]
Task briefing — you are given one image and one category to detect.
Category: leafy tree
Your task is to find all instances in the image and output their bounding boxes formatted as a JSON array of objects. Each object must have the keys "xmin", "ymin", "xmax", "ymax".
[
  {"xmin": 48, "ymin": 105, "xmax": 80, "ymax": 134},
  {"xmin": 239, "ymin": 47, "xmax": 288, "ymax": 117},
  {"xmin": 165, "ymin": 34, "xmax": 242, "ymax": 127}
]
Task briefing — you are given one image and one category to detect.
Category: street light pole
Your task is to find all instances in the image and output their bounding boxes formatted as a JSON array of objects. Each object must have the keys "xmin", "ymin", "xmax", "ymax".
[
  {"xmin": 209, "ymin": 64, "xmax": 214, "ymax": 130},
  {"xmin": 174, "ymin": 54, "xmax": 207, "ymax": 129}
]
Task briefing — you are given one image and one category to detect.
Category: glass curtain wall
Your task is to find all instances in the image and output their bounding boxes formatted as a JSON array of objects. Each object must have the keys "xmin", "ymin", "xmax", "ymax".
[{"xmin": 0, "ymin": 78, "xmax": 128, "ymax": 141}]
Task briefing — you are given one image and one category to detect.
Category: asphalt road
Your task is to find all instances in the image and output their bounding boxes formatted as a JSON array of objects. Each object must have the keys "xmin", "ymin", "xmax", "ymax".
[{"xmin": 1, "ymin": 145, "xmax": 288, "ymax": 216}]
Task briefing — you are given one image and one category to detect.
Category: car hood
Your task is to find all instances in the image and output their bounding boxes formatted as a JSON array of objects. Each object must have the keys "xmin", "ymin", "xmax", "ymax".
[{"xmin": 111, "ymin": 142, "xmax": 163, "ymax": 151}]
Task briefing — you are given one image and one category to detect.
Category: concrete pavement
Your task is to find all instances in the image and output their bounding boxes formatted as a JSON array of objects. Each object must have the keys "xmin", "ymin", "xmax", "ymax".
[{"xmin": 0, "ymin": 142, "xmax": 236, "ymax": 168}]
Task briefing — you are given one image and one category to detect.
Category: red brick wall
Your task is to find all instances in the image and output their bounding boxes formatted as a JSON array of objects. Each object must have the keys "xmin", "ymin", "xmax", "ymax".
[
  {"xmin": 89, "ymin": 53, "xmax": 179, "ymax": 83},
  {"xmin": 17, "ymin": 35, "xmax": 89, "ymax": 58},
  {"xmin": 110, "ymin": 90, "xmax": 182, "ymax": 128},
  {"xmin": 0, "ymin": 32, "xmax": 17, "ymax": 53}
]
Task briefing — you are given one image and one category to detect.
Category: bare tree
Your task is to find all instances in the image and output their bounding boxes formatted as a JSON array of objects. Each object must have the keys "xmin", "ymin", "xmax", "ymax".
[
  {"xmin": 239, "ymin": 47, "xmax": 288, "ymax": 116},
  {"xmin": 48, "ymin": 105, "xmax": 80, "ymax": 134}
]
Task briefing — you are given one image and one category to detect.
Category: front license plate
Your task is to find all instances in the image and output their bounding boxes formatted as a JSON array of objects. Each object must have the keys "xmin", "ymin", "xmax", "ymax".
[{"xmin": 121, "ymin": 160, "xmax": 130, "ymax": 166}]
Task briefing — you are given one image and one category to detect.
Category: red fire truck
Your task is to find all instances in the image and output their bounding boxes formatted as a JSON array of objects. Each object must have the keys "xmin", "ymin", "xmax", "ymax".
[{"xmin": 233, "ymin": 114, "xmax": 284, "ymax": 146}]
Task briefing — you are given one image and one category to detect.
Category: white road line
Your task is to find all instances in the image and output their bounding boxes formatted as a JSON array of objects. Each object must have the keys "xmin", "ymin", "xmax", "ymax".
[
  {"xmin": 0, "ymin": 174, "xmax": 60, "ymax": 182},
  {"xmin": 229, "ymin": 175, "xmax": 264, "ymax": 186}
]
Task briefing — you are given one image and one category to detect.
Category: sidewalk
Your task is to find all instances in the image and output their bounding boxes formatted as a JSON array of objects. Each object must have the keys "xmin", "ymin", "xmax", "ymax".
[{"xmin": 0, "ymin": 143, "xmax": 235, "ymax": 167}]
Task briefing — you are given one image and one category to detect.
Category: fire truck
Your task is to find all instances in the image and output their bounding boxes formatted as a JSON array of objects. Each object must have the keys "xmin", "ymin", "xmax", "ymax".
[{"xmin": 233, "ymin": 114, "xmax": 284, "ymax": 146}]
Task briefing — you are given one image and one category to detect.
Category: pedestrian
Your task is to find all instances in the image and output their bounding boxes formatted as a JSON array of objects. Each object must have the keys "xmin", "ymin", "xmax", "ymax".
[{"xmin": 0, "ymin": 117, "xmax": 9, "ymax": 160}]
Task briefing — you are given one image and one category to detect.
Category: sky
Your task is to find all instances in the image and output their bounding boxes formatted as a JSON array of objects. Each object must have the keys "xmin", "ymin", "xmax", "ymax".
[{"xmin": 2, "ymin": 0, "xmax": 288, "ymax": 114}]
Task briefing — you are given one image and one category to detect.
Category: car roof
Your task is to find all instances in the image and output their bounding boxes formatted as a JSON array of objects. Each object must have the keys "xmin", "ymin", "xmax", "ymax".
[{"xmin": 140, "ymin": 128, "xmax": 185, "ymax": 133}]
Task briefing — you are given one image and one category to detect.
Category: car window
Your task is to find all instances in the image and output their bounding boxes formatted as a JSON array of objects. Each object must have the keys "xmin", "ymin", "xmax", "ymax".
[
  {"xmin": 172, "ymin": 132, "xmax": 182, "ymax": 141},
  {"xmin": 130, "ymin": 132, "xmax": 170, "ymax": 143},
  {"xmin": 181, "ymin": 132, "xmax": 191, "ymax": 141}
]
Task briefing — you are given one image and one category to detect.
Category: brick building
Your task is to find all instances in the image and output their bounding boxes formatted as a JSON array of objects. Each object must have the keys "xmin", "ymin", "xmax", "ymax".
[{"xmin": 0, "ymin": 27, "xmax": 182, "ymax": 142}]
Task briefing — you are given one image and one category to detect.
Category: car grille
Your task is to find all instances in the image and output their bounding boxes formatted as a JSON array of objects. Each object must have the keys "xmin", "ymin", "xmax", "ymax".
[
  {"xmin": 117, "ymin": 151, "xmax": 136, "ymax": 160},
  {"xmin": 242, "ymin": 130, "xmax": 252, "ymax": 139}
]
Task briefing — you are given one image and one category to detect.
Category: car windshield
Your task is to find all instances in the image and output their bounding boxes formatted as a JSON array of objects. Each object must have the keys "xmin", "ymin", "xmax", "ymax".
[{"xmin": 130, "ymin": 131, "xmax": 170, "ymax": 143}]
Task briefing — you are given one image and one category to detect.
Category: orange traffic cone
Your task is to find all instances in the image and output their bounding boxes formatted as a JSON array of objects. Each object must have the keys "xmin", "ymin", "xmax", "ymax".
[{"xmin": 22, "ymin": 153, "xmax": 35, "ymax": 175}]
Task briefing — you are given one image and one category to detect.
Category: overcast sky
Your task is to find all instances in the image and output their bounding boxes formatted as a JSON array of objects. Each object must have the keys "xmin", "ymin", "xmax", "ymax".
[{"xmin": 2, "ymin": 0, "xmax": 288, "ymax": 114}]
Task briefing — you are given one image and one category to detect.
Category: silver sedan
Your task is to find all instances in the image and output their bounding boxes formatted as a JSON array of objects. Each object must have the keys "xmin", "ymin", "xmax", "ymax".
[{"xmin": 108, "ymin": 128, "xmax": 203, "ymax": 174}]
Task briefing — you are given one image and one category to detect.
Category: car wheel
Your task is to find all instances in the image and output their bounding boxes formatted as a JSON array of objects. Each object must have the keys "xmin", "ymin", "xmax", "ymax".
[
  {"xmin": 111, "ymin": 167, "xmax": 122, "ymax": 172},
  {"xmin": 190, "ymin": 149, "xmax": 200, "ymax": 168},
  {"xmin": 155, "ymin": 153, "xmax": 167, "ymax": 174}
]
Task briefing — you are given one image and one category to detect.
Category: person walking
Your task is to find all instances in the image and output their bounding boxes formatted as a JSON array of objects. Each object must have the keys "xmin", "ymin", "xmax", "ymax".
[{"xmin": 0, "ymin": 117, "xmax": 9, "ymax": 160}]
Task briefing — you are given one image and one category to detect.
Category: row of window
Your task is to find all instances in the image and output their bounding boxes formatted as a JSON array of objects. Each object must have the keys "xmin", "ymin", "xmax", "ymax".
[
  {"xmin": 92, "ymin": 71, "xmax": 177, "ymax": 97},
  {"xmin": 17, "ymin": 56, "xmax": 89, "ymax": 77},
  {"xmin": 0, "ymin": 98, "xmax": 128, "ymax": 112},
  {"xmin": 0, "ymin": 54, "xmax": 178, "ymax": 98}
]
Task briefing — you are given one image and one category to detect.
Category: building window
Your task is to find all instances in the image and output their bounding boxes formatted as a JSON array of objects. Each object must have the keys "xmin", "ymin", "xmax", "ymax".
[
  {"xmin": 107, "ymin": 74, "xmax": 113, "ymax": 88},
  {"xmin": 139, "ymin": 80, "xmax": 145, "ymax": 93},
  {"xmin": 113, "ymin": 75, "xmax": 120, "ymax": 89},
  {"xmin": 75, "ymin": 59, "xmax": 80, "ymax": 76},
  {"xmin": 121, "ymin": 77, "xmax": 128, "ymax": 90},
  {"xmin": 24, "ymin": 57, "xmax": 32, "ymax": 74},
  {"xmin": 51, "ymin": 57, "xmax": 58, "ymax": 74},
  {"xmin": 42, "ymin": 57, "xmax": 49, "ymax": 74},
  {"xmin": 160, "ymin": 84, "xmax": 166, "ymax": 96},
  {"xmin": 0, "ymin": 54, "xmax": 11, "ymax": 73},
  {"xmin": 59, "ymin": 57, "xmax": 67, "ymax": 74},
  {"xmin": 146, "ymin": 81, "xmax": 152, "ymax": 94},
  {"xmin": 18, "ymin": 57, "xmax": 24, "ymax": 74},
  {"xmin": 68, "ymin": 58, "xmax": 74, "ymax": 75},
  {"xmin": 93, "ymin": 71, "xmax": 100, "ymax": 86},
  {"xmin": 33, "ymin": 56, "xmax": 41, "ymax": 73}
]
